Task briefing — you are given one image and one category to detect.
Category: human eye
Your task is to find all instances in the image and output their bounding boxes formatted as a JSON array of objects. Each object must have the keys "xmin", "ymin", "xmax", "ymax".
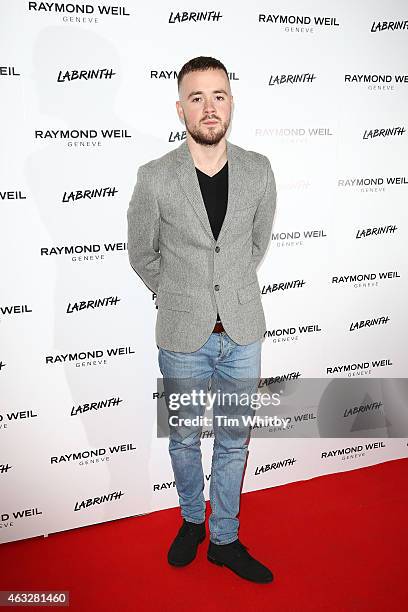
[{"xmin": 192, "ymin": 96, "xmax": 201, "ymax": 102}]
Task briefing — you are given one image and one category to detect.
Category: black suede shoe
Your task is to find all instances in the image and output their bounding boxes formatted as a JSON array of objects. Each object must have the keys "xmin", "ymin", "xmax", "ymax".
[
  {"xmin": 207, "ymin": 538, "xmax": 273, "ymax": 583},
  {"xmin": 167, "ymin": 519, "xmax": 206, "ymax": 567}
]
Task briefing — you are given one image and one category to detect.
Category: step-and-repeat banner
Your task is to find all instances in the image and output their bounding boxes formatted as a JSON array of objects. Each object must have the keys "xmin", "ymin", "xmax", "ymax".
[{"xmin": 1, "ymin": 1, "xmax": 407, "ymax": 544}]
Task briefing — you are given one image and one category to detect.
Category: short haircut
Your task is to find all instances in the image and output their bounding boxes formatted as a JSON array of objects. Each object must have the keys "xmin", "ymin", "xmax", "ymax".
[{"xmin": 177, "ymin": 56, "xmax": 229, "ymax": 92}]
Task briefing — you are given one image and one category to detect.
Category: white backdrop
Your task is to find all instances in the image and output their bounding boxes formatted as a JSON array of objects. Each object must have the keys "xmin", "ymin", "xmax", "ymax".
[{"xmin": 1, "ymin": 0, "xmax": 407, "ymax": 544}]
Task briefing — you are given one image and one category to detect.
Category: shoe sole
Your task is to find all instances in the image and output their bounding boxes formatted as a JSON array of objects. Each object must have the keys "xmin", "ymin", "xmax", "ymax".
[
  {"xmin": 207, "ymin": 555, "xmax": 273, "ymax": 583},
  {"xmin": 167, "ymin": 534, "xmax": 206, "ymax": 567}
]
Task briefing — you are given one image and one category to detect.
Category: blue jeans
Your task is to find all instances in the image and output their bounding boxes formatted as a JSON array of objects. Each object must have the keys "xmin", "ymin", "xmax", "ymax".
[{"xmin": 158, "ymin": 331, "xmax": 262, "ymax": 545}]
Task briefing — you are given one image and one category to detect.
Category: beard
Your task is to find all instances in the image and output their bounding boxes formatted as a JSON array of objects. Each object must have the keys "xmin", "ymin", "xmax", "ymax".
[{"xmin": 185, "ymin": 116, "xmax": 229, "ymax": 146}]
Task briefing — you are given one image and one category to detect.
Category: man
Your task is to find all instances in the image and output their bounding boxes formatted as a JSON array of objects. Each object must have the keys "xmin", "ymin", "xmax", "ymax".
[{"xmin": 127, "ymin": 56, "xmax": 277, "ymax": 583}]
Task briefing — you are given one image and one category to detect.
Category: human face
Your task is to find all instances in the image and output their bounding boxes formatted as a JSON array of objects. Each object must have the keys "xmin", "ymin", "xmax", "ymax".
[{"xmin": 176, "ymin": 68, "xmax": 233, "ymax": 146}]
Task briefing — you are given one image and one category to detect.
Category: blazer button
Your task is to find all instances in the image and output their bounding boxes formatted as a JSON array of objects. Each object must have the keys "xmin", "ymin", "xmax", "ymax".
[
  {"xmin": 215, "ymin": 246, "xmax": 220, "ymax": 252},
  {"xmin": 214, "ymin": 284, "xmax": 220, "ymax": 291}
]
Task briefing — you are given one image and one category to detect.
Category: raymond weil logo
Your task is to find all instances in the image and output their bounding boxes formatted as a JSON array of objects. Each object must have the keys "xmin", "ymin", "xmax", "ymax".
[
  {"xmin": 258, "ymin": 14, "xmax": 339, "ymax": 28},
  {"xmin": 50, "ymin": 443, "xmax": 136, "ymax": 466},
  {"xmin": 0, "ymin": 409, "xmax": 37, "ymax": 431},
  {"xmin": 321, "ymin": 441, "xmax": 386, "ymax": 461},
  {"xmin": 151, "ymin": 69, "xmax": 238, "ymax": 80},
  {"xmin": 338, "ymin": 175, "xmax": 408, "ymax": 190},
  {"xmin": 0, "ymin": 190, "xmax": 27, "ymax": 201},
  {"xmin": 345, "ymin": 73, "xmax": 408, "ymax": 90},
  {"xmin": 154, "ymin": 473, "xmax": 211, "ymax": 491},
  {"xmin": 271, "ymin": 228, "xmax": 327, "ymax": 248},
  {"xmin": 0, "ymin": 305, "xmax": 32, "ymax": 319},
  {"xmin": 265, "ymin": 323, "xmax": 322, "ymax": 342},
  {"xmin": 0, "ymin": 66, "xmax": 20, "ymax": 77},
  {"xmin": 1, "ymin": 507, "xmax": 42, "ymax": 529},
  {"xmin": 255, "ymin": 126, "xmax": 333, "ymax": 139},
  {"xmin": 40, "ymin": 242, "xmax": 127, "ymax": 262},
  {"xmin": 331, "ymin": 271, "xmax": 400, "ymax": 288},
  {"xmin": 34, "ymin": 128, "xmax": 131, "ymax": 147},
  {"xmin": 28, "ymin": 3, "xmax": 130, "ymax": 21},
  {"xmin": 45, "ymin": 345, "xmax": 135, "ymax": 367},
  {"xmin": 326, "ymin": 358, "xmax": 392, "ymax": 376}
]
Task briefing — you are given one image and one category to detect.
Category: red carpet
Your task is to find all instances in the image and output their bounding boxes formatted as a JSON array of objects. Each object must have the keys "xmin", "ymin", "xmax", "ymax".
[{"xmin": 1, "ymin": 458, "xmax": 407, "ymax": 611}]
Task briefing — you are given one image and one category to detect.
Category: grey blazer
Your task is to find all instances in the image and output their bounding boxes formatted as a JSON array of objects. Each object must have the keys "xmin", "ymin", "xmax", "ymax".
[{"xmin": 127, "ymin": 139, "xmax": 277, "ymax": 352}]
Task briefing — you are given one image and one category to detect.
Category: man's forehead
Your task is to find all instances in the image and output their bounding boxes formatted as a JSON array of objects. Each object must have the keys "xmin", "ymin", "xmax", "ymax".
[{"xmin": 180, "ymin": 70, "xmax": 230, "ymax": 96}]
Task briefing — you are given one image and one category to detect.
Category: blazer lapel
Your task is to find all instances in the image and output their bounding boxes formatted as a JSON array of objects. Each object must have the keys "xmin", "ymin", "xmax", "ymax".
[{"xmin": 175, "ymin": 139, "xmax": 241, "ymax": 245}]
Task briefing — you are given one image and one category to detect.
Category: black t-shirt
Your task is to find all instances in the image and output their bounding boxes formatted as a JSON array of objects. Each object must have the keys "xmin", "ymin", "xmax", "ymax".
[{"xmin": 196, "ymin": 161, "xmax": 228, "ymax": 323}]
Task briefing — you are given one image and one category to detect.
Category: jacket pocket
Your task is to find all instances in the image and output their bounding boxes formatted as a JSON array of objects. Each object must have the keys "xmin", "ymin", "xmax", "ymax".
[
  {"xmin": 237, "ymin": 281, "xmax": 261, "ymax": 304},
  {"xmin": 156, "ymin": 289, "xmax": 192, "ymax": 312}
]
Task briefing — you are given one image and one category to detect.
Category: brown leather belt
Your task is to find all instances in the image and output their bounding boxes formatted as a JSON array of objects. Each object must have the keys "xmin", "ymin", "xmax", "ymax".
[{"xmin": 213, "ymin": 320, "xmax": 225, "ymax": 333}]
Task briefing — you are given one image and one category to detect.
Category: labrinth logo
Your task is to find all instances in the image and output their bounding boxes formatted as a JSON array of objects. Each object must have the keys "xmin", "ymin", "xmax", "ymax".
[
  {"xmin": 71, "ymin": 396, "xmax": 123, "ymax": 416},
  {"xmin": 74, "ymin": 490, "xmax": 125, "ymax": 511},
  {"xmin": 268, "ymin": 73, "xmax": 316, "ymax": 86},
  {"xmin": 168, "ymin": 11, "xmax": 222, "ymax": 23},
  {"xmin": 57, "ymin": 68, "xmax": 117, "ymax": 82},
  {"xmin": 66, "ymin": 296, "xmax": 121, "ymax": 313},
  {"xmin": 349, "ymin": 316, "xmax": 390, "ymax": 332},
  {"xmin": 363, "ymin": 126, "xmax": 405, "ymax": 139},
  {"xmin": 355, "ymin": 225, "xmax": 397, "ymax": 239},
  {"xmin": 254, "ymin": 457, "xmax": 297, "ymax": 476},
  {"xmin": 262, "ymin": 279, "xmax": 306, "ymax": 293},
  {"xmin": 371, "ymin": 20, "xmax": 408, "ymax": 32},
  {"xmin": 62, "ymin": 186, "xmax": 118, "ymax": 204}
]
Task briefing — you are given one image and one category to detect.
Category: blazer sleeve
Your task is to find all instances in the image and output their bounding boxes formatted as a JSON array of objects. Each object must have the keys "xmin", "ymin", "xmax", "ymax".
[
  {"xmin": 127, "ymin": 165, "xmax": 161, "ymax": 294},
  {"xmin": 252, "ymin": 156, "xmax": 277, "ymax": 269}
]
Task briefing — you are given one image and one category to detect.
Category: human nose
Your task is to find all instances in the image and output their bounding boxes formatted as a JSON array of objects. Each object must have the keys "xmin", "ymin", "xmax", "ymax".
[{"xmin": 203, "ymin": 98, "xmax": 216, "ymax": 114}]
